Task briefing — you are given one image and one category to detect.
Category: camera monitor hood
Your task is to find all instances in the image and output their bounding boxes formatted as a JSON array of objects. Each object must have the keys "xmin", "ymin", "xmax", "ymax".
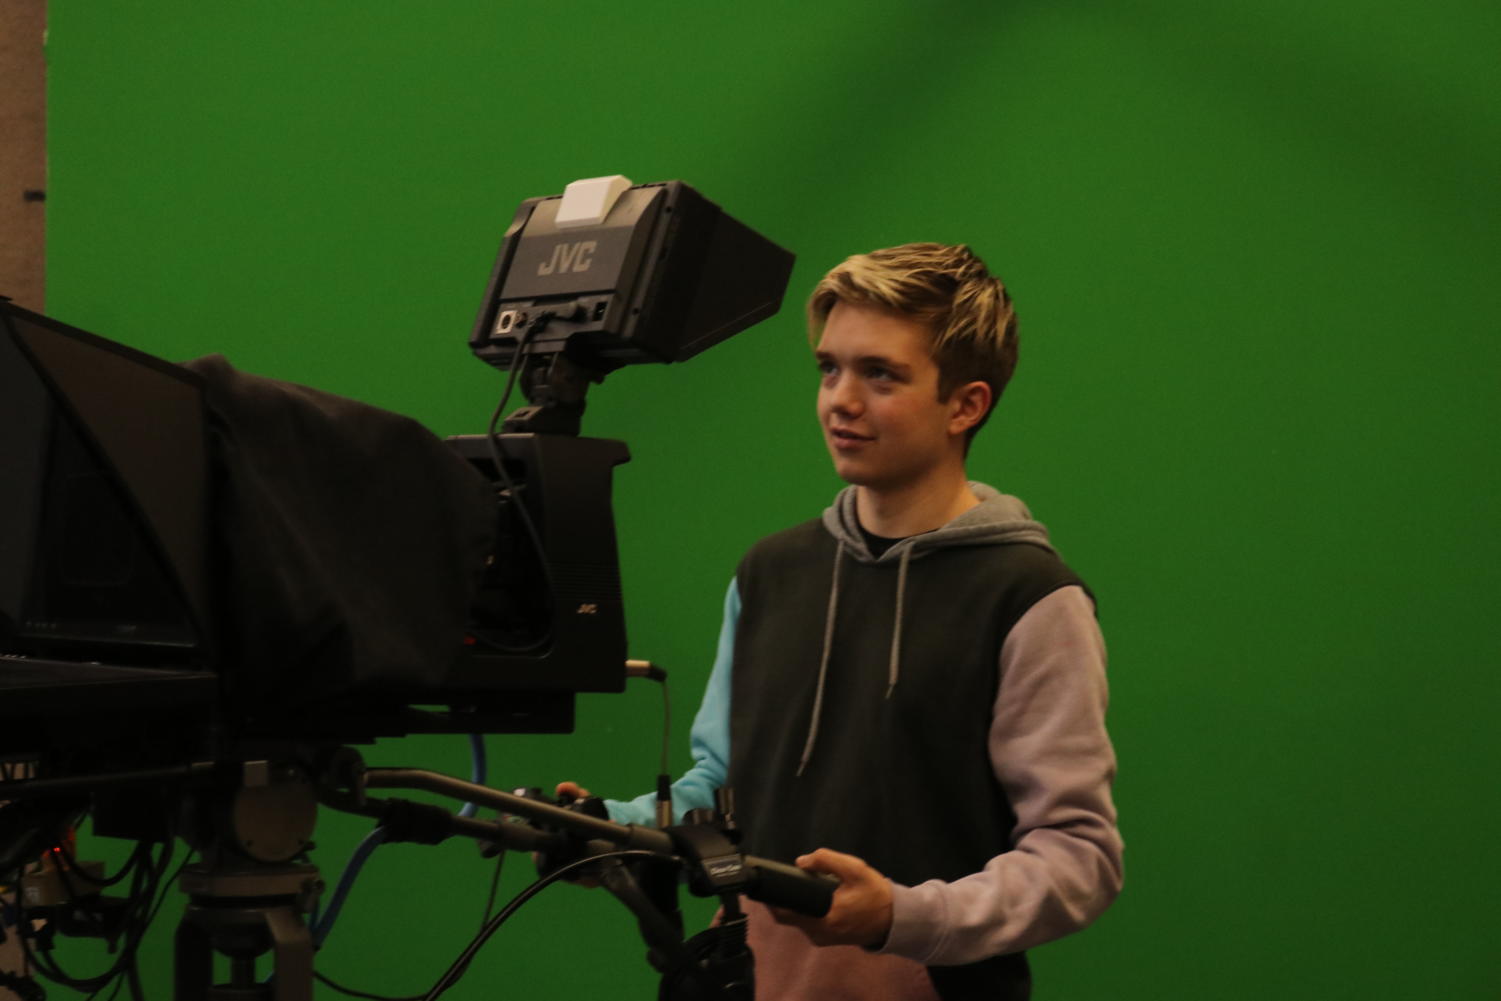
[
  {"xmin": 0, "ymin": 305, "xmax": 213, "ymax": 665},
  {"xmin": 471, "ymin": 176, "xmax": 794, "ymax": 372},
  {"xmin": 469, "ymin": 177, "xmax": 794, "ymax": 434}
]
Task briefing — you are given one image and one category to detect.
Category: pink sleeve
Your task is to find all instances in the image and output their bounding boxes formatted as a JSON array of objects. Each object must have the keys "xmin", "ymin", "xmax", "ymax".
[{"xmin": 879, "ymin": 585, "xmax": 1123, "ymax": 964}]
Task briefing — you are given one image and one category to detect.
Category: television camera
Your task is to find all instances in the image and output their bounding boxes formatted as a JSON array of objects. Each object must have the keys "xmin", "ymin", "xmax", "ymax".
[{"xmin": 0, "ymin": 177, "xmax": 827, "ymax": 1000}]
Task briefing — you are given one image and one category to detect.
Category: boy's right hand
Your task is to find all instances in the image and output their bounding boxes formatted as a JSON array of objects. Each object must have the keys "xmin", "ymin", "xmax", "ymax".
[
  {"xmin": 554, "ymin": 781, "xmax": 591, "ymax": 802},
  {"xmin": 544, "ymin": 781, "xmax": 600, "ymax": 888}
]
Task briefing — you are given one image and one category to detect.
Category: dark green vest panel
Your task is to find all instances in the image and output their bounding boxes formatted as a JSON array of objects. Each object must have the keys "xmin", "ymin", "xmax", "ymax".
[{"xmin": 727, "ymin": 519, "xmax": 1085, "ymax": 888}]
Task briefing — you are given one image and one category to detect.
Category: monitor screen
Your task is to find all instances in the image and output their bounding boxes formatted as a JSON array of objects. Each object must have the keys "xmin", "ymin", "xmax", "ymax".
[{"xmin": 0, "ymin": 305, "xmax": 207, "ymax": 665}]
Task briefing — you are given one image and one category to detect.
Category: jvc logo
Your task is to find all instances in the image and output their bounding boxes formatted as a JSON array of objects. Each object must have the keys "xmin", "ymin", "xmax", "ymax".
[{"xmin": 538, "ymin": 240, "xmax": 597, "ymax": 276}]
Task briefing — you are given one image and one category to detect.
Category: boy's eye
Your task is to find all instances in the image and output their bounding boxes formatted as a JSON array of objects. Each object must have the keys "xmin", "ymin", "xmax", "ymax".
[
  {"xmin": 866, "ymin": 365, "xmax": 894, "ymax": 381},
  {"xmin": 817, "ymin": 360, "xmax": 836, "ymax": 376}
]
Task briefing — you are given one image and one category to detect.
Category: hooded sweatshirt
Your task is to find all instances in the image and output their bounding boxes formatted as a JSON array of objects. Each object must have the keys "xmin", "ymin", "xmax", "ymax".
[{"xmin": 607, "ymin": 484, "xmax": 1121, "ymax": 999}]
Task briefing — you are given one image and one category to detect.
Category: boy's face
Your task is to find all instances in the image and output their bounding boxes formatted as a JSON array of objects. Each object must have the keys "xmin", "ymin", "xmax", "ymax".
[{"xmin": 815, "ymin": 301, "xmax": 966, "ymax": 494}]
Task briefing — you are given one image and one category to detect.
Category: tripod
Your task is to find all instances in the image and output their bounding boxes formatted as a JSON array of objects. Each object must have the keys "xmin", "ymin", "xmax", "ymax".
[
  {"xmin": 174, "ymin": 860, "xmax": 320, "ymax": 1001},
  {"xmin": 173, "ymin": 761, "xmax": 321, "ymax": 1001}
]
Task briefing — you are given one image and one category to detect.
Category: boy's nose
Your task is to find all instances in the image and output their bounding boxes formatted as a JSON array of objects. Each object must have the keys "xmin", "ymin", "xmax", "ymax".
[{"xmin": 828, "ymin": 379, "xmax": 863, "ymax": 416}]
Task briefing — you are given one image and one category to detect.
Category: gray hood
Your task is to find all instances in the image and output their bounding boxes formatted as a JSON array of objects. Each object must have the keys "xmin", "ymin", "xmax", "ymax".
[
  {"xmin": 820, "ymin": 482, "xmax": 1055, "ymax": 563},
  {"xmin": 798, "ymin": 483, "xmax": 1055, "ymax": 776}
]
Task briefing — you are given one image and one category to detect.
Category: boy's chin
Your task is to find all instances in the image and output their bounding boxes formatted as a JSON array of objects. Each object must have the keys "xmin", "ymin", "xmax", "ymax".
[
  {"xmin": 830, "ymin": 462, "xmax": 888, "ymax": 491},
  {"xmin": 828, "ymin": 456, "xmax": 871, "ymax": 486}
]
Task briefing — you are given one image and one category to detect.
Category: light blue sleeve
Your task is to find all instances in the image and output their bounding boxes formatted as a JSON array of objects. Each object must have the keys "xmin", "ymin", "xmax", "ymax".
[{"xmin": 605, "ymin": 578, "xmax": 738, "ymax": 826}]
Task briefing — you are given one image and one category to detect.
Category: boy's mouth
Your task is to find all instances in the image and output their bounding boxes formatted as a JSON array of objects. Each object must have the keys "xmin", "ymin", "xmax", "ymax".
[{"xmin": 830, "ymin": 427, "xmax": 873, "ymax": 448}]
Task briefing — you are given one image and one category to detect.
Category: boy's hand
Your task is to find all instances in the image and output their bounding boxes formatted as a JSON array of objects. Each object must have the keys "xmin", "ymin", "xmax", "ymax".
[
  {"xmin": 538, "ymin": 781, "xmax": 599, "ymax": 886},
  {"xmin": 554, "ymin": 781, "xmax": 591, "ymax": 801},
  {"xmin": 769, "ymin": 847, "xmax": 894, "ymax": 948}
]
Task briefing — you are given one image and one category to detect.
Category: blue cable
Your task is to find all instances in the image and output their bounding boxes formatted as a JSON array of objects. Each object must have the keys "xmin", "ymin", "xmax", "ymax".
[
  {"xmin": 459, "ymin": 734, "xmax": 486, "ymax": 819},
  {"xmin": 312, "ymin": 733, "xmax": 488, "ymax": 950},
  {"xmin": 310, "ymin": 826, "xmax": 387, "ymax": 949}
]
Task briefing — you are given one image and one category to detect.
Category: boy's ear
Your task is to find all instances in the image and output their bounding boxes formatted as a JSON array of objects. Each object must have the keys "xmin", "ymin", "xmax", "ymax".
[{"xmin": 949, "ymin": 380, "xmax": 992, "ymax": 435}]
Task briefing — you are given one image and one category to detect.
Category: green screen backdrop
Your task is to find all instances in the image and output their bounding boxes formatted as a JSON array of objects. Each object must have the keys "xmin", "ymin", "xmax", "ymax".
[{"xmin": 42, "ymin": 2, "xmax": 1499, "ymax": 998}]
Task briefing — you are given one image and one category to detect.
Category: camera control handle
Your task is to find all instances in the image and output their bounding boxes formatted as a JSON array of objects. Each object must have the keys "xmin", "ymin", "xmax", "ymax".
[{"xmin": 740, "ymin": 854, "xmax": 837, "ymax": 917}]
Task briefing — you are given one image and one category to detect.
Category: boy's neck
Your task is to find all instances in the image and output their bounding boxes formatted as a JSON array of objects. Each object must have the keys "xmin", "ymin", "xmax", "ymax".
[{"xmin": 855, "ymin": 471, "xmax": 980, "ymax": 538}]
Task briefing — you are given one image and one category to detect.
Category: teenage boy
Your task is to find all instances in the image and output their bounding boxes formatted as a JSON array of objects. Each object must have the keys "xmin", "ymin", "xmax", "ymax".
[{"xmin": 561, "ymin": 243, "xmax": 1121, "ymax": 1000}]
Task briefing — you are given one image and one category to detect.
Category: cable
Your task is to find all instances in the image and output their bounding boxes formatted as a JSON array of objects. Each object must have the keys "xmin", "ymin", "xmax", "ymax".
[
  {"xmin": 51, "ymin": 839, "xmax": 150, "ymax": 889},
  {"xmin": 316, "ymin": 732, "xmax": 488, "ymax": 948},
  {"xmin": 99, "ymin": 836, "xmax": 178, "ymax": 989},
  {"xmin": 313, "ymin": 850, "xmax": 654, "ymax": 1001},
  {"xmin": 479, "ymin": 850, "xmax": 505, "ymax": 927},
  {"xmin": 94, "ymin": 971, "xmax": 125, "ymax": 1001},
  {"xmin": 628, "ymin": 661, "xmax": 675, "ymax": 825},
  {"xmin": 657, "ymin": 675, "xmax": 672, "ymax": 778},
  {"xmin": 478, "ymin": 313, "xmax": 557, "ymax": 655},
  {"xmin": 124, "ymin": 955, "xmax": 143, "ymax": 1001},
  {"xmin": 20, "ymin": 835, "xmax": 175, "ymax": 996},
  {"xmin": 313, "ymin": 970, "xmax": 423, "ymax": 1001},
  {"xmin": 310, "ymin": 827, "xmax": 387, "ymax": 949},
  {"xmin": 97, "ymin": 845, "xmax": 188, "ymax": 1001},
  {"xmin": 0, "ymin": 970, "xmax": 45, "ymax": 1001},
  {"xmin": 140, "ymin": 846, "xmax": 191, "ymax": 930},
  {"xmin": 422, "ymin": 850, "xmax": 660, "ymax": 1001},
  {"xmin": 494, "ymin": 312, "xmax": 544, "ymax": 419},
  {"xmin": 21, "ymin": 833, "xmax": 188, "ymax": 1001},
  {"xmin": 457, "ymin": 735, "xmax": 486, "ymax": 819},
  {"xmin": 46, "ymin": 853, "xmax": 108, "ymax": 941}
]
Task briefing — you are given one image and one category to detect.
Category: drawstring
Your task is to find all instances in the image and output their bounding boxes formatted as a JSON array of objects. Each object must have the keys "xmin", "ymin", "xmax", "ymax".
[
  {"xmin": 887, "ymin": 546, "xmax": 911, "ymax": 699},
  {"xmin": 797, "ymin": 541, "xmax": 843, "ymax": 777},
  {"xmin": 797, "ymin": 541, "xmax": 911, "ymax": 776}
]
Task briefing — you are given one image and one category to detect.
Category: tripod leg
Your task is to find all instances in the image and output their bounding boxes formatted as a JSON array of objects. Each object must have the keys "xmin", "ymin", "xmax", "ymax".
[
  {"xmin": 173, "ymin": 909, "xmax": 211, "ymax": 1001},
  {"xmin": 265, "ymin": 907, "xmax": 313, "ymax": 1001}
]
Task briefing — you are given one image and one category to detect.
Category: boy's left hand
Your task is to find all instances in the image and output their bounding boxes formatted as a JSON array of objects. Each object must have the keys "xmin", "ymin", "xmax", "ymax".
[{"xmin": 769, "ymin": 847, "xmax": 894, "ymax": 948}]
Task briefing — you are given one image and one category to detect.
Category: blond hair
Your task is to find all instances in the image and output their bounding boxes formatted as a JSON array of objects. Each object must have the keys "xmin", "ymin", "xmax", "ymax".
[{"xmin": 807, "ymin": 243, "xmax": 1018, "ymax": 440}]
